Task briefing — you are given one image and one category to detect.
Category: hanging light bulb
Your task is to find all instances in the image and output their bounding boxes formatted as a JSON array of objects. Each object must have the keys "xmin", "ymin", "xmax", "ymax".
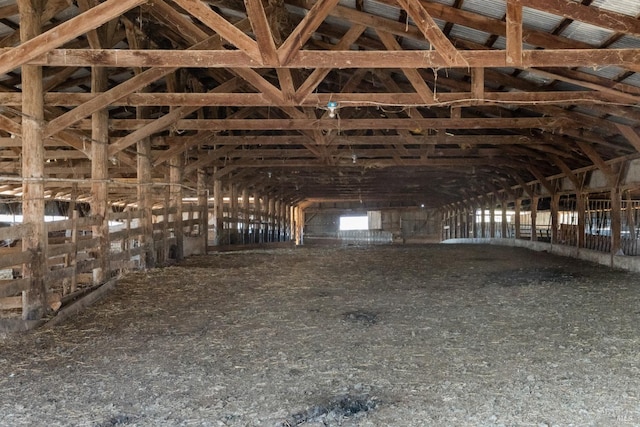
[{"xmin": 327, "ymin": 100, "xmax": 338, "ymax": 118}]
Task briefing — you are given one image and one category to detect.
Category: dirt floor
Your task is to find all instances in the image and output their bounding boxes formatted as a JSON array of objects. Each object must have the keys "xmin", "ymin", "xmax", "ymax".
[{"xmin": 1, "ymin": 244, "xmax": 640, "ymax": 426}]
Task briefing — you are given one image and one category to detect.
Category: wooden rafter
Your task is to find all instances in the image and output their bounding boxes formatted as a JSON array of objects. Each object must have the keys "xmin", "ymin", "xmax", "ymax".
[
  {"xmin": 396, "ymin": 0, "xmax": 462, "ymax": 66},
  {"xmin": 520, "ymin": 0, "xmax": 640, "ymax": 37},
  {"xmin": 171, "ymin": 0, "xmax": 262, "ymax": 62},
  {"xmin": 277, "ymin": 0, "xmax": 341, "ymax": 65},
  {"xmin": 375, "ymin": 29, "xmax": 435, "ymax": 103},
  {"xmin": 0, "ymin": 0, "xmax": 146, "ymax": 76}
]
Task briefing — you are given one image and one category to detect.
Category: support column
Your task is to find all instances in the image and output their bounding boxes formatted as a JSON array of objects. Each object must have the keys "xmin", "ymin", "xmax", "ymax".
[
  {"xmin": 254, "ymin": 194, "xmax": 262, "ymax": 243},
  {"xmin": 530, "ymin": 196, "xmax": 539, "ymax": 242},
  {"xmin": 626, "ymin": 190, "xmax": 636, "ymax": 240},
  {"xmin": 551, "ymin": 193, "xmax": 560, "ymax": 245},
  {"xmin": 137, "ymin": 137, "xmax": 154, "ymax": 268},
  {"xmin": 197, "ymin": 169, "xmax": 208, "ymax": 253},
  {"xmin": 501, "ymin": 200, "xmax": 508, "ymax": 238},
  {"xmin": 489, "ymin": 199, "xmax": 496, "ymax": 238},
  {"xmin": 242, "ymin": 188, "xmax": 250, "ymax": 244},
  {"xmin": 295, "ymin": 206, "xmax": 304, "ymax": 245},
  {"xmin": 577, "ymin": 192, "xmax": 586, "ymax": 248},
  {"xmin": 481, "ymin": 202, "xmax": 487, "ymax": 238},
  {"xmin": 290, "ymin": 205, "xmax": 295, "ymax": 242},
  {"xmin": 471, "ymin": 204, "xmax": 478, "ymax": 238},
  {"xmin": 514, "ymin": 198, "xmax": 521, "ymax": 239},
  {"xmin": 91, "ymin": 65, "xmax": 109, "ymax": 283},
  {"xmin": 169, "ymin": 155, "xmax": 183, "ymax": 260},
  {"xmin": 275, "ymin": 199, "xmax": 282, "ymax": 241},
  {"xmin": 611, "ymin": 187, "xmax": 622, "ymax": 256},
  {"xmin": 268, "ymin": 197, "xmax": 276, "ymax": 242},
  {"xmin": 212, "ymin": 177, "xmax": 223, "ymax": 246},
  {"xmin": 19, "ymin": 0, "xmax": 47, "ymax": 320},
  {"xmin": 230, "ymin": 184, "xmax": 239, "ymax": 244},
  {"xmin": 262, "ymin": 195, "xmax": 270, "ymax": 242},
  {"xmin": 463, "ymin": 205, "xmax": 470, "ymax": 238}
]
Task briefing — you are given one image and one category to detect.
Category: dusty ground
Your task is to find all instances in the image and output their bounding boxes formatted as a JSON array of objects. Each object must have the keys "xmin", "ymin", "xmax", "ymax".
[{"xmin": 1, "ymin": 244, "xmax": 640, "ymax": 426}]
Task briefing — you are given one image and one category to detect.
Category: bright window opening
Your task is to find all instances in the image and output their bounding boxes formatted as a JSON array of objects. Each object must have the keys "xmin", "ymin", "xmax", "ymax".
[{"xmin": 339, "ymin": 215, "xmax": 368, "ymax": 231}]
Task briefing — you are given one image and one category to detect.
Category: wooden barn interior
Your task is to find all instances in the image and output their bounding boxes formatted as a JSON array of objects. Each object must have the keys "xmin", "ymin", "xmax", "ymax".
[{"xmin": 0, "ymin": 0, "xmax": 640, "ymax": 326}]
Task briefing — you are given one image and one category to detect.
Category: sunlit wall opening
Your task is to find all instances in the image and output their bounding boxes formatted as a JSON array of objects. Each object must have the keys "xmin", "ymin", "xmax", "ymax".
[{"xmin": 339, "ymin": 215, "xmax": 369, "ymax": 231}]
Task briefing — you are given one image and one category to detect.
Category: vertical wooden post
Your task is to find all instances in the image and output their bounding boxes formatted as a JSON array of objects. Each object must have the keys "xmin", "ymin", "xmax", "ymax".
[
  {"xmin": 611, "ymin": 187, "xmax": 622, "ymax": 256},
  {"xmin": 268, "ymin": 197, "xmax": 276, "ymax": 242},
  {"xmin": 162, "ymin": 186, "xmax": 170, "ymax": 262},
  {"xmin": 460, "ymin": 205, "xmax": 467, "ymax": 238},
  {"xmin": 501, "ymin": 199, "xmax": 508, "ymax": 238},
  {"xmin": 70, "ymin": 210, "xmax": 79, "ymax": 293},
  {"xmin": 230, "ymin": 184, "xmax": 238, "ymax": 244},
  {"xmin": 125, "ymin": 209, "xmax": 132, "ymax": 262},
  {"xmin": 290, "ymin": 205, "xmax": 297, "ymax": 244},
  {"xmin": 471, "ymin": 204, "xmax": 478, "ymax": 238},
  {"xmin": 626, "ymin": 190, "xmax": 636, "ymax": 240},
  {"xmin": 169, "ymin": 155, "xmax": 183, "ymax": 260},
  {"xmin": 489, "ymin": 199, "xmax": 496, "ymax": 238},
  {"xmin": 514, "ymin": 198, "xmax": 521, "ymax": 239},
  {"xmin": 91, "ymin": 65, "xmax": 110, "ymax": 283},
  {"xmin": 254, "ymin": 193, "xmax": 262, "ymax": 243},
  {"xmin": 242, "ymin": 188, "xmax": 250, "ymax": 244},
  {"xmin": 137, "ymin": 137, "xmax": 154, "ymax": 268},
  {"xmin": 296, "ymin": 206, "xmax": 305, "ymax": 245},
  {"xmin": 274, "ymin": 199, "xmax": 281, "ymax": 241},
  {"xmin": 481, "ymin": 202, "xmax": 487, "ymax": 238},
  {"xmin": 530, "ymin": 196, "xmax": 539, "ymax": 242},
  {"xmin": 551, "ymin": 193, "xmax": 560, "ymax": 244},
  {"xmin": 262, "ymin": 195, "xmax": 270, "ymax": 242},
  {"xmin": 451, "ymin": 208, "xmax": 457, "ymax": 239},
  {"xmin": 197, "ymin": 168, "xmax": 208, "ymax": 252},
  {"xmin": 19, "ymin": 0, "xmax": 47, "ymax": 320},
  {"xmin": 212, "ymin": 176, "xmax": 223, "ymax": 246},
  {"xmin": 577, "ymin": 192, "xmax": 586, "ymax": 248}
]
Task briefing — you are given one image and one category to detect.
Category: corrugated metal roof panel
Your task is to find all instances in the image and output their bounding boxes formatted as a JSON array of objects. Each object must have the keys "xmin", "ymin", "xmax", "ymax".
[
  {"xmin": 322, "ymin": 14, "xmax": 355, "ymax": 35},
  {"xmin": 448, "ymin": 24, "xmax": 491, "ymax": 45},
  {"xmin": 553, "ymin": 81, "xmax": 588, "ymax": 91},
  {"xmin": 576, "ymin": 66, "xmax": 626, "ymax": 80},
  {"xmin": 490, "ymin": 36, "xmax": 536, "ymax": 51},
  {"xmin": 0, "ymin": 22, "xmax": 13, "ymax": 38},
  {"xmin": 590, "ymin": 0, "xmax": 640, "ymax": 16},
  {"xmin": 522, "ymin": 7, "xmax": 564, "ymax": 32},
  {"xmin": 426, "ymin": 0, "xmax": 456, "ymax": 5},
  {"xmin": 364, "ymin": 0, "xmax": 400, "ymax": 21},
  {"xmin": 517, "ymin": 70, "xmax": 552, "ymax": 86},
  {"xmin": 401, "ymin": 38, "xmax": 432, "ymax": 51},
  {"xmin": 607, "ymin": 35, "xmax": 640, "ymax": 49},
  {"xmin": 339, "ymin": 0, "xmax": 356, "ymax": 8},
  {"xmin": 622, "ymin": 74, "xmax": 640, "ymax": 88},
  {"xmin": 461, "ymin": 0, "xmax": 505, "ymax": 20},
  {"xmin": 560, "ymin": 21, "xmax": 615, "ymax": 46}
]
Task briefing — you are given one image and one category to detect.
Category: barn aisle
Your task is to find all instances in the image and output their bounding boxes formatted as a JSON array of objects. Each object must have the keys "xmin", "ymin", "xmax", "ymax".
[{"xmin": 1, "ymin": 244, "xmax": 639, "ymax": 426}]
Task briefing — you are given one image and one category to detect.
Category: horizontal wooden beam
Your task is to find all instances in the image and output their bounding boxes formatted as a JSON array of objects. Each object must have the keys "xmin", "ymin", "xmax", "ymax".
[
  {"xmin": 187, "ymin": 158, "xmax": 510, "ymax": 168},
  {"xmin": 156, "ymin": 134, "xmax": 538, "ymax": 146},
  {"xmin": 71, "ymin": 116, "xmax": 571, "ymax": 131},
  {"xmin": 2, "ymin": 90, "xmax": 628, "ymax": 108},
  {"xmin": 29, "ymin": 48, "xmax": 640, "ymax": 71},
  {"xmin": 183, "ymin": 147, "xmax": 504, "ymax": 159}
]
